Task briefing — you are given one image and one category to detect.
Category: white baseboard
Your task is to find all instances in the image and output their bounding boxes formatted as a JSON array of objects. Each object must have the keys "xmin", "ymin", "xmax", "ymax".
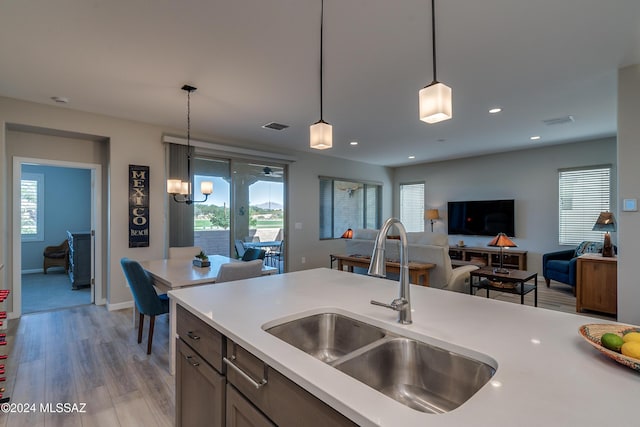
[{"xmin": 107, "ymin": 300, "xmax": 134, "ymax": 311}]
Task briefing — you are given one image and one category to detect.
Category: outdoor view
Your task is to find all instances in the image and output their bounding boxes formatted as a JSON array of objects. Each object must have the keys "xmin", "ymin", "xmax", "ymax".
[{"xmin": 193, "ymin": 172, "xmax": 284, "ymax": 257}]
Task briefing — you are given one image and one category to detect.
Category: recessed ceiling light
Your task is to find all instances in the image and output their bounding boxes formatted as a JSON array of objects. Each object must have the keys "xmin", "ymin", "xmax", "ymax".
[
  {"xmin": 350, "ymin": 141, "xmax": 358, "ymax": 146},
  {"xmin": 530, "ymin": 136, "xmax": 541, "ymax": 140},
  {"xmin": 51, "ymin": 96, "xmax": 69, "ymax": 104},
  {"xmin": 408, "ymin": 155, "xmax": 416, "ymax": 159},
  {"xmin": 489, "ymin": 107, "xmax": 502, "ymax": 114}
]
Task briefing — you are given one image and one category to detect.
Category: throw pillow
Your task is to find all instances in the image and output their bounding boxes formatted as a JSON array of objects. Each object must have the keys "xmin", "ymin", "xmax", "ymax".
[{"xmin": 574, "ymin": 241, "xmax": 603, "ymax": 257}]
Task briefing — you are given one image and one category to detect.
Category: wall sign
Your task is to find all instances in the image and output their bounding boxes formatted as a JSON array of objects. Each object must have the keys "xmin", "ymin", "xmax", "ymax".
[{"xmin": 129, "ymin": 165, "xmax": 150, "ymax": 247}]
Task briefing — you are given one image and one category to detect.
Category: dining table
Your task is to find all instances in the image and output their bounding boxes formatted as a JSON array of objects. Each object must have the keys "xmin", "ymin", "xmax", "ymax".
[{"xmin": 140, "ymin": 254, "xmax": 277, "ymax": 374}]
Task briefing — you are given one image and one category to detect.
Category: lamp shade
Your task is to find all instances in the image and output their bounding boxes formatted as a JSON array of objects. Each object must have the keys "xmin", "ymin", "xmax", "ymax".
[
  {"xmin": 200, "ymin": 181, "xmax": 213, "ymax": 195},
  {"xmin": 487, "ymin": 232, "xmax": 517, "ymax": 248},
  {"xmin": 167, "ymin": 179, "xmax": 183, "ymax": 194},
  {"xmin": 419, "ymin": 82, "xmax": 452, "ymax": 124},
  {"xmin": 425, "ymin": 209, "xmax": 440, "ymax": 220},
  {"xmin": 179, "ymin": 181, "xmax": 189, "ymax": 196},
  {"xmin": 592, "ymin": 212, "xmax": 616, "ymax": 232},
  {"xmin": 341, "ymin": 228, "xmax": 353, "ymax": 239},
  {"xmin": 310, "ymin": 120, "xmax": 333, "ymax": 150}
]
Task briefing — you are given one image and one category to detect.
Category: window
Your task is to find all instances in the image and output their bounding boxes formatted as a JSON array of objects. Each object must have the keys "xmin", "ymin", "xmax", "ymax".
[
  {"xmin": 319, "ymin": 177, "xmax": 381, "ymax": 239},
  {"xmin": 399, "ymin": 182, "xmax": 425, "ymax": 232},
  {"xmin": 558, "ymin": 165, "xmax": 611, "ymax": 245},
  {"xmin": 21, "ymin": 172, "xmax": 44, "ymax": 242}
]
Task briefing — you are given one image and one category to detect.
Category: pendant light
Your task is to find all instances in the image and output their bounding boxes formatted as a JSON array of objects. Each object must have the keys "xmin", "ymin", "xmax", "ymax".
[
  {"xmin": 310, "ymin": 0, "xmax": 332, "ymax": 150},
  {"xmin": 167, "ymin": 85, "xmax": 213, "ymax": 205},
  {"xmin": 419, "ymin": 0, "xmax": 452, "ymax": 124}
]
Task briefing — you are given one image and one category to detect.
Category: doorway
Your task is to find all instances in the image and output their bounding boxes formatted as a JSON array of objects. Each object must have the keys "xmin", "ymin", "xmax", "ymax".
[{"xmin": 12, "ymin": 157, "xmax": 103, "ymax": 317}]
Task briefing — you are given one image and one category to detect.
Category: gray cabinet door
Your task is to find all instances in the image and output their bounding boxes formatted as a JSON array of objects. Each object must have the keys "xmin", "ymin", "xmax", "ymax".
[
  {"xmin": 226, "ymin": 384, "xmax": 275, "ymax": 427},
  {"xmin": 176, "ymin": 339, "xmax": 225, "ymax": 427}
]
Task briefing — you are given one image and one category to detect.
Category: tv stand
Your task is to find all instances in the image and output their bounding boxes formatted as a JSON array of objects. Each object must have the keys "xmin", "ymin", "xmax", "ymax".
[{"xmin": 449, "ymin": 246, "xmax": 527, "ymax": 270}]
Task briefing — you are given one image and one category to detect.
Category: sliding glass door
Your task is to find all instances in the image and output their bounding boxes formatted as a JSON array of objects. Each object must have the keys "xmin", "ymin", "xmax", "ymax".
[
  {"xmin": 232, "ymin": 161, "xmax": 285, "ymax": 268},
  {"xmin": 192, "ymin": 158, "xmax": 232, "ymax": 256},
  {"xmin": 169, "ymin": 150, "xmax": 285, "ymax": 268}
]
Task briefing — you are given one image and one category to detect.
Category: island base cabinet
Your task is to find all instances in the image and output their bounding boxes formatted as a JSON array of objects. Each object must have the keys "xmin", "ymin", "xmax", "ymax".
[
  {"xmin": 227, "ymin": 384, "xmax": 275, "ymax": 427},
  {"xmin": 226, "ymin": 341, "xmax": 358, "ymax": 427},
  {"xmin": 176, "ymin": 339, "xmax": 225, "ymax": 427}
]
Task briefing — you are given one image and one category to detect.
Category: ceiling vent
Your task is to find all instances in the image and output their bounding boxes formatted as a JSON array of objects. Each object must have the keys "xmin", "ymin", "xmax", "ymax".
[
  {"xmin": 262, "ymin": 122, "xmax": 289, "ymax": 131},
  {"xmin": 543, "ymin": 115, "xmax": 574, "ymax": 126}
]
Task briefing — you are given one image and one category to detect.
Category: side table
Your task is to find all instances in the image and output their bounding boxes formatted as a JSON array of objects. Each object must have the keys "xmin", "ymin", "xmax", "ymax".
[
  {"xmin": 576, "ymin": 254, "xmax": 617, "ymax": 316},
  {"xmin": 470, "ymin": 267, "xmax": 538, "ymax": 306}
]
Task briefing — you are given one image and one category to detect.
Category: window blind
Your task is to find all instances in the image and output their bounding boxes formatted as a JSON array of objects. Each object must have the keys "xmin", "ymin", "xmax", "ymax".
[
  {"xmin": 400, "ymin": 183, "xmax": 425, "ymax": 232},
  {"xmin": 558, "ymin": 166, "xmax": 610, "ymax": 245}
]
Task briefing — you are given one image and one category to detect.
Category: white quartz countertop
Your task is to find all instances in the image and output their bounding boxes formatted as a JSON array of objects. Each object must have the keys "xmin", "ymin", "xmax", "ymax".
[{"xmin": 169, "ymin": 268, "xmax": 639, "ymax": 427}]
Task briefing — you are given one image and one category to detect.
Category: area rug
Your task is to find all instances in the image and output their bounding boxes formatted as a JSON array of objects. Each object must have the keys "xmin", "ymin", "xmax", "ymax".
[{"xmin": 21, "ymin": 271, "xmax": 91, "ymax": 314}]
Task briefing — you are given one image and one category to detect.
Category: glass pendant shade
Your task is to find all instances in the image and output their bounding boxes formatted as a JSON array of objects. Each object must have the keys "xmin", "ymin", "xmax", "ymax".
[
  {"xmin": 200, "ymin": 181, "xmax": 214, "ymax": 195},
  {"xmin": 310, "ymin": 120, "xmax": 333, "ymax": 150},
  {"xmin": 167, "ymin": 179, "xmax": 183, "ymax": 194},
  {"xmin": 180, "ymin": 181, "xmax": 190, "ymax": 195},
  {"xmin": 419, "ymin": 82, "xmax": 452, "ymax": 124}
]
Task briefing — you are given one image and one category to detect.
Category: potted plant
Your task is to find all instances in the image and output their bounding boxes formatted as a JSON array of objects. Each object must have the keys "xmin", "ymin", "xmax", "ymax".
[{"xmin": 193, "ymin": 251, "xmax": 210, "ymax": 268}]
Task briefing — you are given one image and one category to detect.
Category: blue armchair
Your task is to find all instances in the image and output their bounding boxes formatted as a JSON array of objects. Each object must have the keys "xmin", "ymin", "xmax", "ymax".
[{"xmin": 543, "ymin": 241, "xmax": 615, "ymax": 294}]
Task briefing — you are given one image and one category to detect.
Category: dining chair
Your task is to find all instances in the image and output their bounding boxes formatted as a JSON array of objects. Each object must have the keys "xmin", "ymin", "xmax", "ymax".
[
  {"xmin": 120, "ymin": 258, "xmax": 170, "ymax": 354},
  {"xmin": 266, "ymin": 240, "xmax": 284, "ymax": 273},
  {"xmin": 241, "ymin": 248, "xmax": 266, "ymax": 261},
  {"xmin": 234, "ymin": 240, "xmax": 247, "ymax": 258},
  {"xmin": 215, "ymin": 259, "xmax": 264, "ymax": 283},
  {"xmin": 168, "ymin": 246, "xmax": 202, "ymax": 259}
]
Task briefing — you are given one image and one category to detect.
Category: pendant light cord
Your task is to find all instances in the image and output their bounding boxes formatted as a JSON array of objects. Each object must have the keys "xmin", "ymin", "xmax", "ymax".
[
  {"xmin": 320, "ymin": 0, "xmax": 325, "ymax": 121},
  {"xmin": 186, "ymin": 88, "xmax": 192, "ymax": 196},
  {"xmin": 431, "ymin": 0, "xmax": 437, "ymax": 83}
]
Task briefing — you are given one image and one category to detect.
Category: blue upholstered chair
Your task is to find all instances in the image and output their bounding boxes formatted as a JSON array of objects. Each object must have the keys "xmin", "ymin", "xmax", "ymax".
[
  {"xmin": 542, "ymin": 241, "xmax": 615, "ymax": 294},
  {"xmin": 120, "ymin": 258, "xmax": 169, "ymax": 354},
  {"xmin": 241, "ymin": 248, "xmax": 266, "ymax": 261}
]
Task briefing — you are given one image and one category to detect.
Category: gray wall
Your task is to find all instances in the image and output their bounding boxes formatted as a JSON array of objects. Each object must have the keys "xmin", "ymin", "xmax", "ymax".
[
  {"xmin": 21, "ymin": 164, "xmax": 91, "ymax": 271},
  {"xmin": 393, "ymin": 137, "xmax": 617, "ymax": 276},
  {"xmin": 617, "ymin": 64, "xmax": 640, "ymax": 325},
  {"xmin": 287, "ymin": 151, "xmax": 393, "ymax": 271}
]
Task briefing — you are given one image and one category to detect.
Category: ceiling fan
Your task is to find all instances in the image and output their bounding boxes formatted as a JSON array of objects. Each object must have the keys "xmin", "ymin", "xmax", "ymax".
[{"xmin": 262, "ymin": 166, "xmax": 283, "ymax": 178}]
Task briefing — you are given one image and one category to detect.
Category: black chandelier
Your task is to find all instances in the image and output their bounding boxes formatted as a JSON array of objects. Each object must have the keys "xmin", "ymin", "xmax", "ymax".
[{"xmin": 167, "ymin": 85, "xmax": 213, "ymax": 205}]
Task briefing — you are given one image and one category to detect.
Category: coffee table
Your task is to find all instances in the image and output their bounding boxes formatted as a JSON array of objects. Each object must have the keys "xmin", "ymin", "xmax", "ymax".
[{"xmin": 470, "ymin": 267, "xmax": 538, "ymax": 306}]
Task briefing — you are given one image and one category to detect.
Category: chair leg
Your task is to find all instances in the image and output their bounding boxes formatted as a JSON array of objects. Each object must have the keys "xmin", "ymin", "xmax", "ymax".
[
  {"xmin": 545, "ymin": 278, "xmax": 550, "ymax": 287},
  {"xmin": 147, "ymin": 315, "xmax": 156, "ymax": 355},
  {"xmin": 138, "ymin": 313, "xmax": 144, "ymax": 344}
]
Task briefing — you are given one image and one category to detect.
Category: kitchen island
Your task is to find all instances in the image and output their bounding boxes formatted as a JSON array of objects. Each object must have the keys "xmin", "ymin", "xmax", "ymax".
[{"xmin": 169, "ymin": 268, "xmax": 638, "ymax": 427}]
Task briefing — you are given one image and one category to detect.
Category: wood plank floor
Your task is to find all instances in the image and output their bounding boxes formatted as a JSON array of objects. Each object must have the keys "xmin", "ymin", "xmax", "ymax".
[
  {"xmin": 0, "ymin": 279, "xmax": 614, "ymax": 426},
  {"xmin": 1, "ymin": 306, "xmax": 173, "ymax": 427}
]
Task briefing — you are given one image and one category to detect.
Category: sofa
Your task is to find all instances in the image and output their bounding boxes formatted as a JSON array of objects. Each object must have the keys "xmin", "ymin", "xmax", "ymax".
[
  {"xmin": 344, "ymin": 229, "xmax": 478, "ymax": 293},
  {"xmin": 542, "ymin": 241, "xmax": 616, "ymax": 293}
]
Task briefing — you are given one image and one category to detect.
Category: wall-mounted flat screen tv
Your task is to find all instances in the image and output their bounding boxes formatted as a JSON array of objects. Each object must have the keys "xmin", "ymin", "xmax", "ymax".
[{"xmin": 447, "ymin": 199, "xmax": 515, "ymax": 236}]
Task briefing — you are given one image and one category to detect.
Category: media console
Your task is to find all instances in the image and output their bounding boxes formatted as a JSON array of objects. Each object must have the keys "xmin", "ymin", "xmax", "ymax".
[{"xmin": 449, "ymin": 246, "xmax": 527, "ymax": 270}]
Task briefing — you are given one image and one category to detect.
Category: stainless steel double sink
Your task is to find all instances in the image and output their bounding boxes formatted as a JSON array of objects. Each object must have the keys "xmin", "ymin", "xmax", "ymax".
[{"xmin": 264, "ymin": 312, "xmax": 496, "ymax": 414}]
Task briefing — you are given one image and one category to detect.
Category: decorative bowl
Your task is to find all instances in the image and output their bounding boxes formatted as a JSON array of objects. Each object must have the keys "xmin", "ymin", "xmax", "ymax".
[{"xmin": 579, "ymin": 323, "xmax": 640, "ymax": 372}]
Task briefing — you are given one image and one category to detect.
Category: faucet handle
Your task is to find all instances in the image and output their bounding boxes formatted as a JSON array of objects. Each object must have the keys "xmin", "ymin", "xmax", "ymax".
[{"xmin": 370, "ymin": 298, "xmax": 408, "ymax": 312}]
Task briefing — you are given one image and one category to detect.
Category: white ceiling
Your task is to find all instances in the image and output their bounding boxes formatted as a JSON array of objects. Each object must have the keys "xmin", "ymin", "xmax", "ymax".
[{"xmin": 1, "ymin": 0, "xmax": 639, "ymax": 167}]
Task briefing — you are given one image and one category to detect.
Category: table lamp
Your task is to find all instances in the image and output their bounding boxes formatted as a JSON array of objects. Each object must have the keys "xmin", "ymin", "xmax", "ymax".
[
  {"xmin": 592, "ymin": 212, "xmax": 616, "ymax": 257},
  {"xmin": 487, "ymin": 232, "xmax": 517, "ymax": 274},
  {"xmin": 341, "ymin": 228, "xmax": 353, "ymax": 239},
  {"xmin": 425, "ymin": 209, "xmax": 440, "ymax": 232}
]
